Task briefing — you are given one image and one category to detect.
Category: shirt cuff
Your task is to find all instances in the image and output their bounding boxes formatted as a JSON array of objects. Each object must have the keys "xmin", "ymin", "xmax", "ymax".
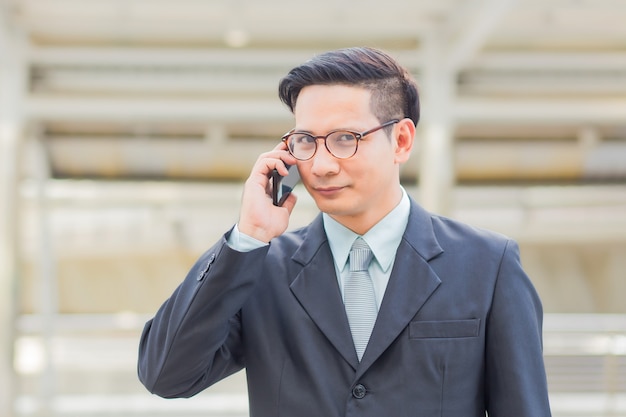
[{"xmin": 227, "ymin": 224, "xmax": 269, "ymax": 252}]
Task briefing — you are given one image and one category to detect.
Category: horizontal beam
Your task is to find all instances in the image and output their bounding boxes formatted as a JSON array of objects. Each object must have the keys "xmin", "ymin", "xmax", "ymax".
[
  {"xmin": 27, "ymin": 96, "xmax": 291, "ymax": 122},
  {"xmin": 41, "ymin": 135, "xmax": 626, "ymax": 183},
  {"xmin": 26, "ymin": 95, "xmax": 626, "ymax": 124},
  {"xmin": 17, "ymin": 181, "xmax": 626, "ymax": 249},
  {"xmin": 467, "ymin": 51, "xmax": 626, "ymax": 72},
  {"xmin": 35, "ymin": 70, "xmax": 281, "ymax": 95},
  {"xmin": 28, "ymin": 46, "xmax": 626, "ymax": 73},
  {"xmin": 28, "ymin": 47, "xmax": 324, "ymax": 69},
  {"xmin": 20, "ymin": 180, "xmax": 626, "ymax": 210},
  {"xmin": 454, "ymin": 97, "xmax": 626, "ymax": 124},
  {"xmin": 27, "ymin": 46, "xmax": 425, "ymax": 70}
]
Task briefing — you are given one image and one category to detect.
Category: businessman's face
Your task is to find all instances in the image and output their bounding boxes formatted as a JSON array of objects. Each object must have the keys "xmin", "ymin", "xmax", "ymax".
[{"xmin": 293, "ymin": 84, "xmax": 412, "ymax": 234}]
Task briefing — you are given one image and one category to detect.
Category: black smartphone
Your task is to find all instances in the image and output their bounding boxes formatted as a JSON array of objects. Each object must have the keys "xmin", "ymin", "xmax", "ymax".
[{"xmin": 271, "ymin": 165, "xmax": 300, "ymax": 206}]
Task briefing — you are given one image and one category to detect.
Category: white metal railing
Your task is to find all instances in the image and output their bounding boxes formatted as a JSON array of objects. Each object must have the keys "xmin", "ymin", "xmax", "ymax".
[{"xmin": 13, "ymin": 313, "xmax": 626, "ymax": 417}]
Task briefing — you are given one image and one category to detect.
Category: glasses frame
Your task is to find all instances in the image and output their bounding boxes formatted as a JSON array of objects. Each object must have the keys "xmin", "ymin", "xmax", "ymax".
[{"xmin": 281, "ymin": 119, "xmax": 400, "ymax": 161}]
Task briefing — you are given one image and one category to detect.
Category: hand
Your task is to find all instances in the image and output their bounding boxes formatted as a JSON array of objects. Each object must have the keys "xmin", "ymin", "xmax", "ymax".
[{"xmin": 237, "ymin": 142, "xmax": 298, "ymax": 243}]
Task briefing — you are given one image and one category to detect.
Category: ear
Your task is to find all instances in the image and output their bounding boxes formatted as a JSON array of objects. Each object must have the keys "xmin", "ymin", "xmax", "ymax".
[{"xmin": 393, "ymin": 118, "xmax": 415, "ymax": 164}]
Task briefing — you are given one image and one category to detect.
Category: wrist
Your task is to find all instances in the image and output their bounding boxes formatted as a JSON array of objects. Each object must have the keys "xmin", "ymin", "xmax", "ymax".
[
  {"xmin": 237, "ymin": 222, "xmax": 273, "ymax": 244},
  {"xmin": 228, "ymin": 224, "xmax": 269, "ymax": 251}
]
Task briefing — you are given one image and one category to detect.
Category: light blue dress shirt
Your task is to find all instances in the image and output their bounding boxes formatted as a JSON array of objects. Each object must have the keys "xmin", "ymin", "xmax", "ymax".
[
  {"xmin": 227, "ymin": 187, "xmax": 411, "ymax": 309},
  {"xmin": 322, "ymin": 188, "xmax": 410, "ymax": 309}
]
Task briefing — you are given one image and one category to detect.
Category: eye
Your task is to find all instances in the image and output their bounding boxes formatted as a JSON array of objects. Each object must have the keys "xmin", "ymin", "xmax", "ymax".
[
  {"xmin": 290, "ymin": 133, "xmax": 316, "ymax": 145},
  {"xmin": 332, "ymin": 132, "xmax": 357, "ymax": 145}
]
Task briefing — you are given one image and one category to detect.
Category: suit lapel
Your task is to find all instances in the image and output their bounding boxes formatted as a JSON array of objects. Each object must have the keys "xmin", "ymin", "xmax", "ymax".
[
  {"xmin": 357, "ymin": 200, "xmax": 444, "ymax": 374},
  {"xmin": 288, "ymin": 200, "xmax": 445, "ymax": 373},
  {"xmin": 356, "ymin": 240, "xmax": 441, "ymax": 373},
  {"xmin": 289, "ymin": 216, "xmax": 360, "ymax": 369}
]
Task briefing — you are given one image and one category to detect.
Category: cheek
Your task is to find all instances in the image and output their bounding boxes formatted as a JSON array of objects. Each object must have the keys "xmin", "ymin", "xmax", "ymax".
[
  {"xmin": 296, "ymin": 165, "xmax": 313, "ymax": 185},
  {"xmin": 357, "ymin": 146, "xmax": 396, "ymax": 175}
]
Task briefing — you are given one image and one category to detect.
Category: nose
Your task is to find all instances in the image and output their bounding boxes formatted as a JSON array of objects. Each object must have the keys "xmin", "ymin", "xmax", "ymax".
[{"xmin": 310, "ymin": 139, "xmax": 340, "ymax": 177}]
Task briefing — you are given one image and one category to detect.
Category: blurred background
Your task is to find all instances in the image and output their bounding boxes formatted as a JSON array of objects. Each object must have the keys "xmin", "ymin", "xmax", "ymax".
[{"xmin": 1, "ymin": 0, "xmax": 625, "ymax": 416}]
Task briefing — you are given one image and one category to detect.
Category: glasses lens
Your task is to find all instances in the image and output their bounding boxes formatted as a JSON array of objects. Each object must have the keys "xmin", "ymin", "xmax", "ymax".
[
  {"xmin": 327, "ymin": 131, "xmax": 358, "ymax": 159},
  {"xmin": 287, "ymin": 133, "xmax": 316, "ymax": 160}
]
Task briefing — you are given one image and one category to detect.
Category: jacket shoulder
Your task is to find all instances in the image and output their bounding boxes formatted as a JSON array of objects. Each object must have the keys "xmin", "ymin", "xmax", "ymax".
[{"xmin": 432, "ymin": 213, "xmax": 510, "ymax": 242}]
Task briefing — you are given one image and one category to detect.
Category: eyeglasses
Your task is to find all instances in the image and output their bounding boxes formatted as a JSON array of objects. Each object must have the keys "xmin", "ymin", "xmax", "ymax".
[{"xmin": 281, "ymin": 119, "xmax": 399, "ymax": 161}]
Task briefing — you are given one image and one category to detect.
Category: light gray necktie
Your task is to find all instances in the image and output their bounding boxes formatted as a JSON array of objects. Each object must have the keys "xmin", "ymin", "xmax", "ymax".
[{"xmin": 344, "ymin": 237, "xmax": 377, "ymax": 361}]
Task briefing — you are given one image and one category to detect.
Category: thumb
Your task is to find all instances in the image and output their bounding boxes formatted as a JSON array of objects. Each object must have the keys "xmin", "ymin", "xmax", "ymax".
[{"xmin": 281, "ymin": 192, "xmax": 298, "ymax": 214}]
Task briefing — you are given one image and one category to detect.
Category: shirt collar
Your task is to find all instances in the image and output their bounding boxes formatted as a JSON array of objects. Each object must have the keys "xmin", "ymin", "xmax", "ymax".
[{"xmin": 323, "ymin": 187, "xmax": 411, "ymax": 272}]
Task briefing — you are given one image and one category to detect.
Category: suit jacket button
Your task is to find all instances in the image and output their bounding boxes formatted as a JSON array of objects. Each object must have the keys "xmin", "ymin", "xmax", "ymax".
[
  {"xmin": 197, "ymin": 254, "xmax": 216, "ymax": 281},
  {"xmin": 352, "ymin": 384, "xmax": 367, "ymax": 399}
]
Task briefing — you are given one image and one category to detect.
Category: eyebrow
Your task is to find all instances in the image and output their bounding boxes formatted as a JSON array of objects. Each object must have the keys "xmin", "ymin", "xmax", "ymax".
[
  {"xmin": 290, "ymin": 129, "xmax": 315, "ymax": 135},
  {"xmin": 291, "ymin": 126, "xmax": 361, "ymax": 135}
]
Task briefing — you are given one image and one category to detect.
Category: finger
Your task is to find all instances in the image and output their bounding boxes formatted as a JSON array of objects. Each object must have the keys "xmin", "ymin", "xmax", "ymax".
[
  {"xmin": 258, "ymin": 154, "xmax": 295, "ymax": 177},
  {"xmin": 250, "ymin": 155, "xmax": 284, "ymax": 179},
  {"xmin": 272, "ymin": 141, "xmax": 297, "ymax": 166},
  {"xmin": 281, "ymin": 192, "xmax": 298, "ymax": 214}
]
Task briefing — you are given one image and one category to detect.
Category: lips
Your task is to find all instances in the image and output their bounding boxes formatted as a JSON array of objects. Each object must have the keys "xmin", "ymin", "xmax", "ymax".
[
  {"xmin": 315, "ymin": 186, "xmax": 343, "ymax": 192},
  {"xmin": 313, "ymin": 185, "xmax": 345, "ymax": 197}
]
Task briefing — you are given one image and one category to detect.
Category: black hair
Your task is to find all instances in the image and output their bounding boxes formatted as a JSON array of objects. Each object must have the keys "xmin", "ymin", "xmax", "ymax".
[{"xmin": 278, "ymin": 47, "xmax": 420, "ymax": 127}]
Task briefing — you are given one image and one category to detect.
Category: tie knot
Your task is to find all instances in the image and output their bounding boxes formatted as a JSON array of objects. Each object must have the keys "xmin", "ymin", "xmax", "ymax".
[{"xmin": 349, "ymin": 237, "xmax": 373, "ymax": 272}]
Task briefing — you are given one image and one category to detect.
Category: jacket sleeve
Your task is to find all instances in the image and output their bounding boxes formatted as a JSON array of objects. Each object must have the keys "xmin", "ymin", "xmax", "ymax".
[
  {"xmin": 137, "ymin": 233, "xmax": 268, "ymax": 398},
  {"xmin": 485, "ymin": 239, "xmax": 552, "ymax": 417}
]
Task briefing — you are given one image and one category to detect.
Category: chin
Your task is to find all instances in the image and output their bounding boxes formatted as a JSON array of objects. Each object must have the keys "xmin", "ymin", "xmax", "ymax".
[
  {"xmin": 313, "ymin": 198, "xmax": 356, "ymax": 218},
  {"xmin": 308, "ymin": 186, "xmax": 359, "ymax": 216},
  {"xmin": 312, "ymin": 197, "xmax": 339, "ymax": 214}
]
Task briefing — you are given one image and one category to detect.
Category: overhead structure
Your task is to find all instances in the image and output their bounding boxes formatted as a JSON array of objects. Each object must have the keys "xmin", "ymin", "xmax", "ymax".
[
  {"xmin": 1, "ymin": 0, "xmax": 623, "ymax": 186},
  {"xmin": 2, "ymin": 2, "xmax": 626, "ymax": 415}
]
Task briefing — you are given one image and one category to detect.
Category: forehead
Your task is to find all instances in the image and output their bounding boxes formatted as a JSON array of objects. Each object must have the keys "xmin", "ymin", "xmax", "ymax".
[{"xmin": 294, "ymin": 84, "xmax": 376, "ymax": 130}]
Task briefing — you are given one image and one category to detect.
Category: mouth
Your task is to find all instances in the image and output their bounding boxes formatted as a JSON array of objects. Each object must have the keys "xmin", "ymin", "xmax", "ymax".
[{"xmin": 313, "ymin": 185, "xmax": 345, "ymax": 197}]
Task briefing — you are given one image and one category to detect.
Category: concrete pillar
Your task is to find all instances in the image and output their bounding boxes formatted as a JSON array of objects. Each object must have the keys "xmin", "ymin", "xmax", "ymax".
[
  {"xmin": 31, "ymin": 131, "xmax": 59, "ymax": 415},
  {"xmin": 0, "ymin": 17, "xmax": 26, "ymax": 417},
  {"xmin": 418, "ymin": 36, "xmax": 457, "ymax": 215}
]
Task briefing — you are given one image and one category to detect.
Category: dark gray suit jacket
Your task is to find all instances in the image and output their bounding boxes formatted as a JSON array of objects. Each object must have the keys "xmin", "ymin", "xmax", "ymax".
[{"xmin": 138, "ymin": 199, "xmax": 552, "ymax": 417}]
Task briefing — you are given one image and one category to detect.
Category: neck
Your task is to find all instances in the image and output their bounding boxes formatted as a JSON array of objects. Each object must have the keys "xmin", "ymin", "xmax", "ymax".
[{"xmin": 330, "ymin": 186, "xmax": 403, "ymax": 235}]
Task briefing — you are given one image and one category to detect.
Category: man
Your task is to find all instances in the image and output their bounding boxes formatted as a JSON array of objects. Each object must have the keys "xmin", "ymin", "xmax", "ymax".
[{"xmin": 138, "ymin": 47, "xmax": 552, "ymax": 417}]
